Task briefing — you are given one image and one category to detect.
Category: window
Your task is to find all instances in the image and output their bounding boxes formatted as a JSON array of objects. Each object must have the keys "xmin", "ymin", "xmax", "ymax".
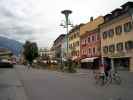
[
  {"xmin": 108, "ymin": 29, "xmax": 114, "ymax": 37},
  {"xmin": 75, "ymin": 51, "xmax": 77, "ymax": 56},
  {"xmin": 88, "ymin": 48, "xmax": 91, "ymax": 54},
  {"xmin": 82, "ymin": 50, "xmax": 84, "ymax": 55},
  {"xmin": 83, "ymin": 50, "xmax": 85, "ymax": 54},
  {"xmin": 93, "ymin": 48, "xmax": 95, "ymax": 54},
  {"xmin": 92, "ymin": 36, "xmax": 95, "ymax": 42},
  {"xmin": 109, "ymin": 44, "xmax": 115, "ymax": 53},
  {"xmin": 125, "ymin": 41, "xmax": 133, "ymax": 50},
  {"xmin": 124, "ymin": 22, "xmax": 132, "ymax": 32},
  {"xmin": 115, "ymin": 25, "xmax": 122, "ymax": 35},
  {"xmin": 74, "ymin": 34, "xmax": 76, "ymax": 38},
  {"xmin": 88, "ymin": 37, "xmax": 90, "ymax": 43},
  {"xmin": 103, "ymin": 46, "xmax": 108, "ymax": 54},
  {"xmin": 116, "ymin": 42, "xmax": 123, "ymax": 51},
  {"xmin": 77, "ymin": 41, "xmax": 79, "ymax": 46},
  {"xmin": 102, "ymin": 31, "xmax": 108, "ymax": 39},
  {"xmin": 77, "ymin": 51, "xmax": 79, "ymax": 56},
  {"xmin": 97, "ymin": 34, "xmax": 100, "ymax": 40},
  {"xmin": 84, "ymin": 40, "xmax": 86, "ymax": 45}
]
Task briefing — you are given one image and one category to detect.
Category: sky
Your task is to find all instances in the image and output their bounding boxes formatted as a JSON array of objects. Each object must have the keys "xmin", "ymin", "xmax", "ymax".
[{"xmin": 0, "ymin": 0, "xmax": 129, "ymax": 48}]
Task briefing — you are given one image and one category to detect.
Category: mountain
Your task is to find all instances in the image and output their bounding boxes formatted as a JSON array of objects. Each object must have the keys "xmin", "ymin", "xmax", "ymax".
[{"xmin": 0, "ymin": 36, "xmax": 23, "ymax": 56}]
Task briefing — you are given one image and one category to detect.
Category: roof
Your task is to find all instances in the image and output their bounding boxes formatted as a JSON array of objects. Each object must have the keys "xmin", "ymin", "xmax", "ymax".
[
  {"xmin": 80, "ymin": 16, "xmax": 104, "ymax": 36},
  {"xmin": 54, "ymin": 34, "xmax": 66, "ymax": 44},
  {"xmin": 111, "ymin": 8, "xmax": 122, "ymax": 14},
  {"xmin": 121, "ymin": 1, "xmax": 133, "ymax": 8},
  {"xmin": 68, "ymin": 23, "xmax": 84, "ymax": 35},
  {"xmin": 101, "ymin": 1, "xmax": 133, "ymax": 25}
]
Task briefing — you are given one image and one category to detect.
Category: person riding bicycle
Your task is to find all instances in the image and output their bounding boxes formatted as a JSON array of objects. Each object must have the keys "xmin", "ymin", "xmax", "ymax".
[
  {"xmin": 99, "ymin": 63, "xmax": 105, "ymax": 81},
  {"xmin": 104, "ymin": 62, "xmax": 111, "ymax": 78}
]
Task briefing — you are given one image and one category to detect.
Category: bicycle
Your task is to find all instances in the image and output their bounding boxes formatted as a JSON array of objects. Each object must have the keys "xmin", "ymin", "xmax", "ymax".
[
  {"xmin": 94, "ymin": 71, "xmax": 106, "ymax": 86},
  {"xmin": 106, "ymin": 71, "xmax": 122, "ymax": 85},
  {"xmin": 94, "ymin": 70, "xmax": 122, "ymax": 86}
]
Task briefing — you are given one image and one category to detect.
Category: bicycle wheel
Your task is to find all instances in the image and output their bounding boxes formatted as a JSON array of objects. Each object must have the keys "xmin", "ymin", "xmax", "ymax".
[
  {"xmin": 98, "ymin": 76, "xmax": 105, "ymax": 86},
  {"xmin": 114, "ymin": 75, "xmax": 122, "ymax": 85},
  {"xmin": 105, "ymin": 76, "xmax": 112, "ymax": 85}
]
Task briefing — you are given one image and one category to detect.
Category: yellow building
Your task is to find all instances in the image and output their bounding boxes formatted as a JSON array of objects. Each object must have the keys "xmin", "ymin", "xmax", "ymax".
[
  {"xmin": 100, "ymin": 2, "xmax": 133, "ymax": 71},
  {"xmin": 79, "ymin": 16, "xmax": 104, "ymax": 69},
  {"xmin": 68, "ymin": 24, "xmax": 84, "ymax": 61},
  {"xmin": 80, "ymin": 16, "xmax": 104, "ymax": 36}
]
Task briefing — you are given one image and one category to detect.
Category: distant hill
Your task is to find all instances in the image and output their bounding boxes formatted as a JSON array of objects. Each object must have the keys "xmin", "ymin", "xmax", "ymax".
[{"xmin": 0, "ymin": 36, "xmax": 23, "ymax": 56}]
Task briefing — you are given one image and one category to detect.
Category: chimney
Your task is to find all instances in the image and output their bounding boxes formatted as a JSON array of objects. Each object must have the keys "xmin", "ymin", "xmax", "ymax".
[{"xmin": 90, "ymin": 17, "xmax": 93, "ymax": 22}]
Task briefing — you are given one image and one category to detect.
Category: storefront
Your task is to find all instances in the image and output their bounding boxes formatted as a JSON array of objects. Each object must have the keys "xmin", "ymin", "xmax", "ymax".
[
  {"xmin": 109, "ymin": 57, "xmax": 130, "ymax": 71},
  {"xmin": 81, "ymin": 57, "xmax": 100, "ymax": 69}
]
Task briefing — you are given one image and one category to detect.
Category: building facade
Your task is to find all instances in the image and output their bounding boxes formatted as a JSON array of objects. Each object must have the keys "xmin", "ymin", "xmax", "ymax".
[
  {"xmin": 0, "ymin": 48, "xmax": 12, "ymax": 59},
  {"xmin": 61, "ymin": 35, "xmax": 67, "ymax": 61},
  {"xmin": 80, "ymin": 16, "xmax": 104, "ymax": 69},
  {"xmin": 52, "ymin": 34, "xmax": 66, "ymax": 61},
  {"xmin": 39, "ymin": 48, "xmax": 54, "ymax": 59},
  {"xmin": 68, "ymin": 24, "xmax": 83, "ymax": 61},
  {"xmin": 100, "ymin": 2, "xmax": 133, "ymax": 71}
]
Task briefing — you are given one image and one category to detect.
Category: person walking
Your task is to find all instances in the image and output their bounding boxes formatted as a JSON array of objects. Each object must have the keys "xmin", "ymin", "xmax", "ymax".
[{"xmin": 25, "ymin": 61, "xmax": 32, "ymax": 71}]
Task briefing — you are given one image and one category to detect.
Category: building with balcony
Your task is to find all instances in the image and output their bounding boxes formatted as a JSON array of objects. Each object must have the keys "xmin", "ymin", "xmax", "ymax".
[
  {"xmin": 68, "ymin": 24, "xmax": 84, "ymax": 62},
  {"xmin": 80, "ymin": 16, "xmax": 104, "ymax": 69},
  {"xmin": 100, "ymin": 2, "xmax": 133, "ymax": 71}
]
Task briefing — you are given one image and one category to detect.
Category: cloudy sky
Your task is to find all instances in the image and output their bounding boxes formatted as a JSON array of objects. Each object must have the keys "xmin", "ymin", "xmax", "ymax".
[{"xmin": 0, "ymin": 0, "xmax": 129, "ymax": 48}]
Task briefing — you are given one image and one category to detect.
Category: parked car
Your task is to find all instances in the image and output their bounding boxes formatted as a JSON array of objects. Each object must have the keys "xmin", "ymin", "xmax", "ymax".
[{"xmin": 0, "ymin": 59, "xmax": 13, "ymax": 68}]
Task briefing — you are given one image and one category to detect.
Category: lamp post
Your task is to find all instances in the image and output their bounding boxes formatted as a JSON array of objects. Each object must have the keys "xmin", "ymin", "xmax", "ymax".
[{"xmin": 60, "ymin": 10, "xmax": 73, "ymax": 59}]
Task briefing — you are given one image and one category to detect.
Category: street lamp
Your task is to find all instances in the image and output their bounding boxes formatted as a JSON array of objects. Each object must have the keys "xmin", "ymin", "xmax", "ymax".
[{"xmin": 60, "ymin": 10, "xmax": 73, "ymax": 59}]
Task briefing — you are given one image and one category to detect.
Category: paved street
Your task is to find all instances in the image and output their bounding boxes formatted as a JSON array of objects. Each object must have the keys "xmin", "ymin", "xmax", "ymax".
[
  {"xmin": 0, "ymin": 65, "xmax": 133, "ymax": 100},
  {"xmin": 0, "ymin": 68, "xmax": 27, "ymax": 100}
]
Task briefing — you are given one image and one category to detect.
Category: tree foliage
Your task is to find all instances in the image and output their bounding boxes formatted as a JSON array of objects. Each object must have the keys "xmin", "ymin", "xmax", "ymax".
[{"xmin": 23, "ymin": 41, "xmax": 39, "ymax": 64}]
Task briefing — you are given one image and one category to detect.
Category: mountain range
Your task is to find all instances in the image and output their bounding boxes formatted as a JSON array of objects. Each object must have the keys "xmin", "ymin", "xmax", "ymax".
[{"xmin": 0, "ymin": 36, "xmax": 23, "ymax": 56}]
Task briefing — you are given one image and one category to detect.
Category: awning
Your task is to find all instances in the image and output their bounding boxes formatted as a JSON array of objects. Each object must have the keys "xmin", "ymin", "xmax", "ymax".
[
  {"xmin": 108, "ymin": 56, "xmax": 130, "ymax": 59},
  {"xmin": 81, "ymin": 57, "xmax": 98, "ymax": 63}
]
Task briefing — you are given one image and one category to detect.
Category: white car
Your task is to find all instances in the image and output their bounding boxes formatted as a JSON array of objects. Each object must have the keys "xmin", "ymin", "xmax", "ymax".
[{"xmin": 0, "ymin": 59, "xmax": 13, "ymax": 68}]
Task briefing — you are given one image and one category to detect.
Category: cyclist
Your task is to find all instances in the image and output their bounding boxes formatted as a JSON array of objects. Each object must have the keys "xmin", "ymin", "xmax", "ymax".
[
  {"xmin": 99, "ymin": 63, "xmax": 105, "ymax": 82},
  {"xmin": 104, "ymin": 62, "xmax": 111, "ymax": 79}
]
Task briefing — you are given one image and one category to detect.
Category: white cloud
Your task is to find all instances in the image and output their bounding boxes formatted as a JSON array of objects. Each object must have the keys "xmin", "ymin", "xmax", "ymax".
[{"xmin": 0, "ymin": 0, "xmax": 129, "ymax": 48}]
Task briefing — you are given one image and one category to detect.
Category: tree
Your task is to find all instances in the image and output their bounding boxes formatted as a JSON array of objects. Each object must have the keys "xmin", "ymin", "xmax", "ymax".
[{"xmin": 23, "ymin": 41, "xmax": 39, "ymax": 66}]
